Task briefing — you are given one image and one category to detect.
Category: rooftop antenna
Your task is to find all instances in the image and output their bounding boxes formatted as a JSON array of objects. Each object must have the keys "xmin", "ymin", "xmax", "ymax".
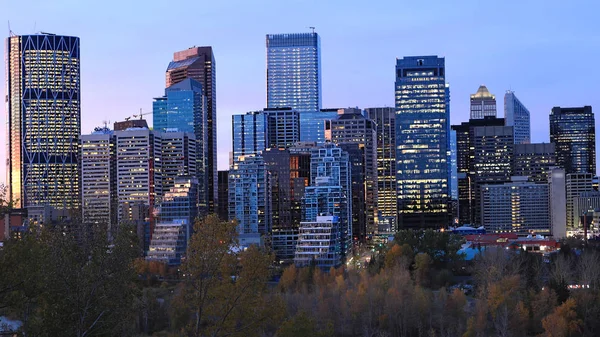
[
  {"xmin": 8, "ymin": 21, "xmax": 15, "ymax": 37},
  {"xmin": 309, "ymin": 26, "xmax": 315, "ymax": 33}
]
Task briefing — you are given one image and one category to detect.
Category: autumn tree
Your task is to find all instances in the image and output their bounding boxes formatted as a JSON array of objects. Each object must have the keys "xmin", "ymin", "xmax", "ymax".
[{"xmin": 541, "ymin": 298, "xmax": 582, "ymax": 337}]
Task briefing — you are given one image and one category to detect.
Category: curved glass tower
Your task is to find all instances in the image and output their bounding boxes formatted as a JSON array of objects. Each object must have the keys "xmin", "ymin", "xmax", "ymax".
[{"xmin": 6, "ymin": 33, "xmax": 81, "ymax": 209}]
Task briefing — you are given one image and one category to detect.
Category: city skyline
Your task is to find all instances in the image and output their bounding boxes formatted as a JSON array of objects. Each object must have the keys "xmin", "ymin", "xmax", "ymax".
[{"xmin": 2, "ymin": 1, "xmax": 600, "ymax": 179}]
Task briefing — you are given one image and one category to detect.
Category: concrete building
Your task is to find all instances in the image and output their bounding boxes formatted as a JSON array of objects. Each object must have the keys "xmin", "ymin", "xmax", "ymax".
[
  {"xmin": 566, "ymin": 173, "xmax": 594, "ymax": 230},
  {"xmin": 512, "ymin": 143, "xmax": 556, "ymax": 183},
  {"xmin": 295, "ymin": 215, "xmax": 342, "ymax": 269},
  {"xmin": 395, "ymin": 56, "xmax": 450, "ymax": 229},
  {"xmin": 504, "ymin": 91, "xmax": 531, "ymax": 144},
  {"xmin": 481, "ymin": 177, "xmax": 550, "ymax": 235},
  {"xmin": 549, "ymin": 168, "xmax": 567, "ymax": 238},
  {"xmin": 326, "ymin": 108, "xmax": 377, "ymax": 238},
  {"xmin": 470, "ymin": 85, "xmax": 497, "ymax": 119}
]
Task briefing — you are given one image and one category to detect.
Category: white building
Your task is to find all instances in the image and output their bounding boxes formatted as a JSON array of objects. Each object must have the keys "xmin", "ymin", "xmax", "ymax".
[
  {"xmin": 295, "ymin": 215, "xmax": 342, "ymax": 269},
  {"xmin": 549, "ymin": 168, "xmax": 567, "ymax": 238},
  {"xmin": 146, "ymin": 220, "xmax": 187, "ymax": 265}
]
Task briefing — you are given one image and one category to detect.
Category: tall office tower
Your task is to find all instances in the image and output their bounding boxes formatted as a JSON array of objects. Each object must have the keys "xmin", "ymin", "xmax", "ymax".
[
  {"xmin": 266, "ymin": 32, "xmax": 321, "ymax": 112},
  {"xmin": 264, "ymin": 148, "xmax": 310, "ymax": 262},
  {"xmin": 326, "ymin": 108, "xmax": 378, "ymax": 238},
  {"xmin": 81, "ymin": 127, "xmax": 117, "ymax": 232},
  {"xmin": 472, "ymin": 126, "xmax": 514, "ymax": 225},
  {"xmin": 153, "ymin": 78, "xmax": 207, "ymax": 213},
  {"xmin": 452, "ymin": 117, "xmax": 505, "ymax": 225},
  {"xmin": 449, "ymin": 129, "xmax": 459, "ymax": 224},
  {"xmin": 160, "ymin": 132, "xmax": 197, "ymax": 194},
  {"xmin": 6, "ymin": 33, "xmax": 81, "ymax": 209},
  {"xmin": 395, "ymin": 56, "xmax": 450, "ymax": 229},
  {"xmin": 550, "ymin": 106, "xmax": 596, "ymax": 174},
  {"xmin": 115, "ymin": 128, "xmax": 162, "ymax": 223},
  {"xmin": 504, "ymin": 91, "xmax": 530, "ymax": 144},
  {"xmin": 338, "ymin": 143, "xmax": 366, "ymax": 241},
  {"xmin": 231, "ymin": 111, "xmax": 268, "ymax": 161},
  {"xmin": 217, "ymin": 170, "xmax": 229, "ymax": 220},
  {"xmin": 364, "ymin": 107, "xmax": 397, "ymax": 232},
  {"xmin": 158, "ymin": 176, "xmax": 198, "ymax": 241},
  {"xmin": 512, "ymin": 143, "xmax": 556, "ymax": 183},
  {"xmin": 470, "ymin": 85, "xmax": 497, "ymax": 119},
  {"xmin": 299, "ymin": 108, "xmax": 339, "ymax": 143},
  {"xmin": 228, "ymin": 155, "xmax": 271, "ymax": 246},
  {"xmin": 566, "ymin": 173, "xmax": 594, "ymax": 230},
  {"xmin": 481, "ymin": 177, "xmax": 550, "ymax": 235},
  {"xmin": 304, "ymin": 144, "xmax": 352, "ymax": 256},
  {"xmin": 264, "ymin": 108, "xmax": 300, "ymax": 148},
  {"xmin": 165, "ymin": 47, "xmax": 217, "ymax": 213},
  {"xmin": 549, "ymin": 168, "xmax": 567, "ymax": 238}
]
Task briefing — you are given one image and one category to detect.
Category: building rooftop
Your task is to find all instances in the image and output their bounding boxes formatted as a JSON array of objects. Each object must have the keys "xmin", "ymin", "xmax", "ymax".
[{"xmin": 471, "ymin": 85, "xmax": 495, "ymax": 100}]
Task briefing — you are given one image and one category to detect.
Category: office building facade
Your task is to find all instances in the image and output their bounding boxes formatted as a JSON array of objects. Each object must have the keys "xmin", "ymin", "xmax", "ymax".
[
  {"xmin": 504, "ymin": 90, "xmax": 531, "ymax": 144},
  {"xmin": 165, "ymin": 47, "xmax": 217, "ymax": 213},
  {"xmin": 295, "ymin": 215, "xmax": 342, "ymax": 269},
  {"xmin": 326, "ymin": 108, "xmax": 378, "ymax": 237},
  {"xmin": 265, "ymin": 108, "xmax": 300, "ymax": 148},
  {"xmin": 266, "ymin": 32, "xmax": 321, "ymax": 112},
  {"xmin": 549, "ymin": 168, "xmax": 567, "ymax": 238},
  {"xmin": 512, "ymin": 143, "xmax": 556, "ymax": 183},
  {"xmin": 566, "ymin": 173, "xmax": 594, "ymax": 230},
  {"xmin": 81, "ymin": 128, "xmax": 117, "ymax": 231},
  {"xmin": 364, "ymin": 107, "xmax": 397, "ymax": 232},
  {"xmin": 217, "ymin": 170, "xmax": 229, "ymax": 220},
  {"xmin": 395, "ymin": 56, "xmax": 450, "ymax": 228},
  {"xmin": 6, "ymin": 33, "xmax": 81, "ymax": 209},
  {"xmin": 160, "ymin": 132, "xmax": 197, "ymax": 194},
  {"xmin": 470, "ymin": 85, "xmax": 497, "ymax": 119},
  {"xmin": 299, "ymin": 109, "xmax": 339, "ymax": 143},
  {"xmin": 232, "ymin": 111, "xmax": 268, "ymax": 161},
  {"xmin": 550, "ymin": 106, "xmax": 596, "ymax": 174},
  {"xmin": 573, "ymin": 191, "xmax": 600, "ymax": 230}
]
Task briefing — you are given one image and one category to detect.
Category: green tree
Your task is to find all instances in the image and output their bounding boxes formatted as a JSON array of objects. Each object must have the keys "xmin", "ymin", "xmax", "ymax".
[
  {"xmin": 394, "ymin": 229, "xmax": 464, "ymax": 266},
  {"xmin": 276, "ymin": 311, "xmax": 333, "ymax": 337}
]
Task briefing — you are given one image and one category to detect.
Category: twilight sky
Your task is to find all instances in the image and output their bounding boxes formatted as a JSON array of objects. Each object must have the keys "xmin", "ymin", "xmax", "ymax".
[{"xmin": 1, "ymin": 0, "xmax": 600, "ymax": 181}]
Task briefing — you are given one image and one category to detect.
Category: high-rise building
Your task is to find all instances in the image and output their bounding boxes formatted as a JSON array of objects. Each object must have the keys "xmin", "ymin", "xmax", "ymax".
[
  {"xmin": 265, "ymin": 108, "xmax": 300, "ymax": 148},
  {"xmin": 266, "ymin": 32, "xmax": 321, "ymax": 112},
  {"xmin": 153, "ymin": 78, "xmax": 207, "ymax": 213},
  {"xmin": 228, "ymin": 155, "xmax": 271, "ymax": 246},
  {"xmin": 295, "ymin": 215, "xmax": 342, "ymax": 269},
  {"xmin": 264, "ymin": 147, "xmax": 310, "ymax": 262},
  {"xmin": 566, "ymin": 173, "xmax": 594, "ymax": 230},
  {"xmin": 160, "ymin": 132, "xmax": 197, "ymax": 196},
  {"xmin": 504, "ymin": 91, "xmax": 531, "ymax": 144},
  {"xmin": 304, "ymin": 144, "xmax": 352, "ymax": 257},
  {"xmin": 481, "ymin": 176, "xmax": 549, "ymax": 235},
  {"xmin": 299, "ymin": 109, "xmax": 339, "ymax": 143},
  {"xmin": 165, "ymin": 47, "xmax": 217, "ymax": 214},
  {"xmin": 217, "ymin": 170, "xmax": 229, "ymax": 220},
  {"xmin": 158, "ymin": 176, "xmax": 198, "ymax": 243},
  {"xmin": 449, "ymin": 129, "xmax": 459, "ymax": 224},
  {"xmin": 549, "ymin": 168, "xmax": 567, "ymax": 238},
  {"xmin": 338, "ymin": 143, "xmax": 366, "ymax": 241},
  {"xmin": 573, "ymin": 191, "xmax": 600, "ymax": 230},
  {"xmin": 512, "ymin": 143, "xmax": 556, "ymax": 183},
  {"xmin": 470, "ymin": 85, "xmax": 497, "ymax": 119},
  {"xmin": 81, "ymin": 127, "xmax": 117, "ymax": 232},
  {"xmin": 232, "ymin": 111, "xmax": 268, "ymax": 161},
  {"xmin": 326, "ymin": 108, "xmax": 378, "ymax": 237},
  {"xmin": 364, "ymin": 107, "xmax": 397, "ymax": 232},
  {"xmin": 472, "ymin": 125, "xmax": 514, "ymax": 225},
  {"xmin": 452, "ymin": 117, "xmax": 505, "ymax": 225},
  {"xmin": 6, "ymin": 33, "xmax": 81, "ymax": 210},
  {"xmin": 550, "ymin": 106, "xmax": 596, "ymax": 175},
  {"xmin": 395, "ymin": 56, "xmax": 450, "ymax": 228},
  {"xmin": 146, "ymin": 221, "xmax": 187, "ymax": 266}
]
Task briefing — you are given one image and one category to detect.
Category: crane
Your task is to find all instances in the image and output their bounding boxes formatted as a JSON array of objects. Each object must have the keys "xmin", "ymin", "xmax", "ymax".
[{"xmin": 133, "ymin": 108, "xmax": 151, "ymax": 120}]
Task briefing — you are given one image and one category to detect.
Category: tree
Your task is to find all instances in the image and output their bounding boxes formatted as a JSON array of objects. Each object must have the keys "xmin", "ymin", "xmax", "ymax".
[
  {"xmin": 541, "ymin": 298, "xmax": 582, "ymax": 337},
  {"xmin": 175, "ymin": 215, "xmax": 283, "ymax": 337},
  {"xmin": 414, "ymin": 253, "xmax": 432, "ymax": 287},
  {"xmin": 275, "ymin": 311, "xmax": 333, "ymax": 337},
  {"xmin": 393, "ymin": 229, "xmax": 464, "ymax": 266}
]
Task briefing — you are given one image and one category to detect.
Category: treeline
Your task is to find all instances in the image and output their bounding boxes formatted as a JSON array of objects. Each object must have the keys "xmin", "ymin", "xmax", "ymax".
[{"xmin": 1, "ymin": 215, "xmax": 600, "ymax": 337}]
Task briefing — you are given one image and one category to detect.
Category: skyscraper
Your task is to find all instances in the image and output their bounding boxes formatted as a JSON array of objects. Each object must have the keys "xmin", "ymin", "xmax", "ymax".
[
  {"xmin": 299, "ymin": 109, "xmax": 339, "ymax": 143},
  {"xmin": 160, "ymin": 132, "xmax": 197, "ymax": 194},
  {"xmin": 6, "ymin": 33, "xmax": 81, "ymax": 209},
  {"xmin": 217, "ymin": 170, "xmax": 229, "ymax": 221},
  {"xmin": 266, "ymin": 32, "xmax": 321, "ymax": 112},
  {"xmin": 504, "ymin": 91, "xmax": 531, "ymax": 144},
  {"xmin": 512, "ymin": 143, "xmax": 556, "ymax": 183},
  {"xmin": 165, "ymin": 47, "xmax": 217, "ymax": 214},
  {"xmin": 550, "ymin": 106, "xmax": 596, "ymax": 175},
  {"xmin": 395, "ymin": 56, "xmax": 450, "ymax": 229},
  {"xmin": 470, "ymin": 85, "xmax": 497, "ymax": 119},
  {"xmin": 265, "ymin": 108, "xmax": 300, "ymax": 148},
  {"xmin": 326, "ymin": 108, "xmax": 378, "ymax": 238},
  {"xmin": 81, "ymin": 127, "xmax": 117, "ymax": 232},
  {"xmin": 364, "ymin": 107, "xmax": 397, "ymax": 232},
  {"xmin": 153, "ymin": 78, "xmax": 207, "ymax": 213},
  {"xmin": 231, "ymin": 111, "xmax": 268, "ymax": 161}
]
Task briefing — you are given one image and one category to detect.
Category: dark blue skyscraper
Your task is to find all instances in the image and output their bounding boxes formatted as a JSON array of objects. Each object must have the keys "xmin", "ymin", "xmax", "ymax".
[
  {"xmin": 266, "ymin": 33, "xmax": 321, "ymax": 112},
  {"xmin": 231, "ymin": 111, "xmax": 268, "ymax": 161},
  {"xmin": 153, "ymin": 78, "xmax": 208, "ymax": 213},
  {"xmin": 395, "ymin": 56, "xmax": 450, "ymax": 228},
  {"xmin": 550, "ymin": 106, "xmax": 596, "ymax": 175}
]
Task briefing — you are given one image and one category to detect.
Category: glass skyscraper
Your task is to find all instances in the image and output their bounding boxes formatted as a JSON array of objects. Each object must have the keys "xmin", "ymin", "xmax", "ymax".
[
  {"xmin": 504, "ymin": 90, "xmax": 531, "ymax": 144},
  {"xmin": 6, "ymin": 33, "xmax": 81, "ymax": 210},
  {"xmin": 266, "ymin": 32, "xmax": 321, "ymax": 112},
  {"xmin": 299, "ymin": 109, "xmax": 339, "ymax": 143},
  {"xmin": 395, "ymin": 56, "xmax": 450, "ymax": 229},
  {"xmin": 153, "ymin": 78, "xmax": 208, "ymax": 213},
  {"xmin": 231, "ymin": 111, "xmax": 268, "ymax": 161},
  {"xmin": 165, "ymin": 47, "xmax": 217, "ymax": 214},
  {"xmin": 550, "ymin": 106, "xmax": 596, "ymax": 175}
]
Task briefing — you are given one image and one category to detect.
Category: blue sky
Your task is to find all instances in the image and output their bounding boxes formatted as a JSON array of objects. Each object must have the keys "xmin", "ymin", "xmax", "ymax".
[{"xmin": 1, "ymin": 0, "xmax": 599, "ymax": 177}]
